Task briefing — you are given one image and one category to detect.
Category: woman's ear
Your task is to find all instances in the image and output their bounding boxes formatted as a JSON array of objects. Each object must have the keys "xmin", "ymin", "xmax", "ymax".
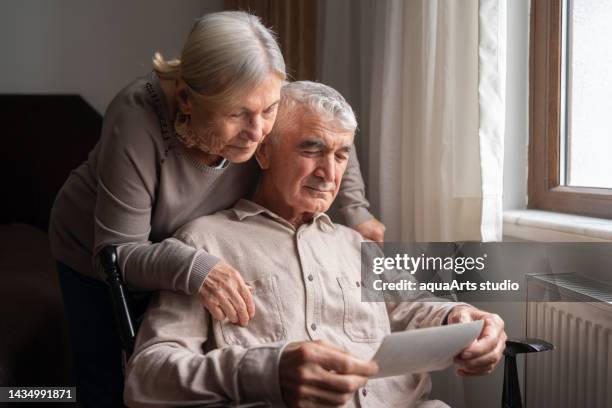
[
  {"xmin": 255, "ymin": 139, "xmax": 271, "ymax": 170},
  {"xmin": 175, "ymin": 79, "xmax": 191, "ymax": 115}
]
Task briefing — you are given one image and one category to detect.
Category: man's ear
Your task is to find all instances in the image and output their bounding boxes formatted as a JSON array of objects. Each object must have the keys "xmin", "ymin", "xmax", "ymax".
[
  {"xmin": 255, "ymin": 139, "xmax": 271, "ymax": 170},
  {"xmin": 175, "ymin": 79, "xmax": 191, "ymax": 115}
]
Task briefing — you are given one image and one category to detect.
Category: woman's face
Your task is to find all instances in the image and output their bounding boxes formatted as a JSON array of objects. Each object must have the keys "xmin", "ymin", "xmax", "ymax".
[{"xmin": 182, "ymin": 73, "xmax": 283, "ymax": 163}]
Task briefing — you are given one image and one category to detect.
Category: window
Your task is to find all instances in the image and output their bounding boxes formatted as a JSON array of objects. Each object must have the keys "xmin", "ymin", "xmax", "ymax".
[{"xmin": 529, "ymin": 0, "xmax": 612, "ymax": 218}]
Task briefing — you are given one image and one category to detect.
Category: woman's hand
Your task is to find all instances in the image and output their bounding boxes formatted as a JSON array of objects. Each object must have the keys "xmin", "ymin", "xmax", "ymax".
[
  {"xmin": 199, "ymin": 261, "xmax": 255, "ymax": 326},
  {"xmin": 353, "ymin": 218, "xmax": 386, "ymax": 242}
]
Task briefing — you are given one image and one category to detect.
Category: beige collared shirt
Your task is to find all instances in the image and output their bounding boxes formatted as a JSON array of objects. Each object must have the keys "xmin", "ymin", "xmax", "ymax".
[{"xmin": 124, "ymin": 200, "xmax": 456, "ymax": 407}]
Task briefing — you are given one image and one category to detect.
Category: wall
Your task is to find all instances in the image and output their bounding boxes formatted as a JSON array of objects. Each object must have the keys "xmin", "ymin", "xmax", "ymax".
[{"xmin": 0, "ymin": 0, "xmax": 223, "ymax": 114}]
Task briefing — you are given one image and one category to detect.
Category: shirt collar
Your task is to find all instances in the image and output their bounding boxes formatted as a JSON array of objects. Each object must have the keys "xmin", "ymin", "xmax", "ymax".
[{"xmin": 231, "ymin": 199, "xmax": 336, "ymax": 231}]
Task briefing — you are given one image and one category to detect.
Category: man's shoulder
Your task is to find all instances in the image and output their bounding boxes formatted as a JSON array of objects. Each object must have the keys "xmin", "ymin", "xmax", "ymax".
[
  {"xmin": 329, "ymin": 221, "xmax": 364, "ymax": 245},
  {"xmin": 174, "ymin": 210, "xmax": 237, "ymax": 246}
]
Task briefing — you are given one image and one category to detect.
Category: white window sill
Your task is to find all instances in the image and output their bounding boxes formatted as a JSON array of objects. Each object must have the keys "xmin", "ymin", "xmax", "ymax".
[{"xmin": 503, "ymin": 209, "xmax": 612, "ymax": 242}]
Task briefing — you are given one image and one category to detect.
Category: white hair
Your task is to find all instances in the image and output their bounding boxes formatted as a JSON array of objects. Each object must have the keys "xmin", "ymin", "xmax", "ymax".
[
  {"xmin": 153, "ymin": 11, "xmax": 286, "ymax": 110},
  {"xmin": 270, "ymin": 81, "xmax": 357, "ymax": 143}
]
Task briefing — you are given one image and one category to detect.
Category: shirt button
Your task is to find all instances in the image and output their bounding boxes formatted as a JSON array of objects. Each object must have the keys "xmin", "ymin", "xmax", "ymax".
[
  {"xmin": 308, "ymin": 274, "xmax": 314, "ymax": 281},
  {"xmin": 362, "ymin": 388, "xmax": 367, "ymax": 397},
  {"xmin": 356, "ymin": 281, "xmax": 361, "ymax": 287},
  {"xmin": 311, "ymin": 323, "xmax": 317, "ymax": 331}
]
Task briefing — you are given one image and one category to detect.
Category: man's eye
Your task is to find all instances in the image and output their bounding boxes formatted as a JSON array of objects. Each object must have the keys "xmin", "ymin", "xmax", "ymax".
[
  {"xmin": 229, "ymin": 111, "xmax": 244, "ymax": 118},
  {"xmin": 335, "ymin": 154, "xmax": 348, "ymax": 162},
  {"xmin": 302, "ymin": 150, "xmax": 320, "ymax": 156}
]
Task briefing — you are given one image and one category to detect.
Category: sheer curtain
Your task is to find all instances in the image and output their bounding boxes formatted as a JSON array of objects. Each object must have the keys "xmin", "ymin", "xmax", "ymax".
[
  {"xmin": 320, "ymin": 2, "xmax": 506, "ymax": 404},
  {"xmin": 320, "ymin": 0, "xmax": 506, "ymax": 243}
]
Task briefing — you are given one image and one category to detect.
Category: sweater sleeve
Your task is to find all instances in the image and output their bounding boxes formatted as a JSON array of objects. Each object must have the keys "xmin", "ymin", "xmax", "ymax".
[
  {"xmin": 337, "ymin": 146, "xmax": 374, "ymax": 227},
  {"xmin": 124, "ymin": 290, "xmax": 287, "ymax": 407},
  {"xmin": 93, "ymin": 107, "xmax": 219, "ymax": 294}
]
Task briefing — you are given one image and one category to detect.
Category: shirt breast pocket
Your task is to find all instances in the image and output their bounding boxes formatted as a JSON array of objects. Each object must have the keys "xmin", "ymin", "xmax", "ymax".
[
  {"xmin": 337, "ymin": 276, "xmax": 388, "ymax": 343},
  {"xmin": 219, "ymin": 274, "xmax": 287, "ymax": 346}
]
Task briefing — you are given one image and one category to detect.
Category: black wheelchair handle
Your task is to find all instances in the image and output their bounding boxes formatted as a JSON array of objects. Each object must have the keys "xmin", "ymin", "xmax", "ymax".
[
  {"xmin": 502, "ymin": 338, "xmax": 554, "ymax": 408},
  {"xmin": 504, "ymin": 338, "xmax": 554, "ymax": 357},
  {"xmin": 100, "ymin": 246, "xmax": 136, "ymax": 356}
]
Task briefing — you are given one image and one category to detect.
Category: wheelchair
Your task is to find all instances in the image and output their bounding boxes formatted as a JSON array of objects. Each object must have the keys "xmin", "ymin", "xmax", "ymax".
[{"xmin": 100, "ymin": 246, "xmax": 552, "ymax": 408}]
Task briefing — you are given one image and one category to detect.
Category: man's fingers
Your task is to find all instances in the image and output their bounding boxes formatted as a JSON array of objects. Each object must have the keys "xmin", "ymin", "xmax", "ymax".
[
  {"xmin": 460, "ymin": 318, "xmax": 502, "ymax": 359},
  {"xmin": 312, "ymin": 344, "xmax": 378, "ymax": 377},
  {"xmin": 309, "ymin": 365, "xmax": 369, "ymax": 394},
  {"xmin": 279, "ymin": 341, "xmax": 375, "ymax": 407},
  {"xmin": 457, "ymin": 311, "xmax": 473, "ymax": 324},
  {"xmin": 460, "ymin": 336, "xmax": 496, "ymax": 360},
  {"xmin": 448, "ymin": 310, "xmax": 506, "ymax": 377},
  {"xmin": 447, "ymin": 306, "xmax": 475, "ymax": 324},
  {"xmin": 456, "ymin": 335, "xmax": 505, "ymax": 376},
  {"xmin": 456, "ymin": 347, "xmax": 502, "ymax": 370},
  {"xmin": 283, "ymin": 364, "xmax": 366, "ymax": 404},
  {"xmin": 456, "ymin": 367, "xmax": 494, "ymax": 377},
  {"xmin": 313, "ymin": 339, "xmax": 350, "ymax": 355},
  {"xmin": 480, "ymin": 316, "xmax": 503, "ymax": 339},
  {"xmin": 457, "ymin": 331, "xmax": 507, "ymax": 370}
]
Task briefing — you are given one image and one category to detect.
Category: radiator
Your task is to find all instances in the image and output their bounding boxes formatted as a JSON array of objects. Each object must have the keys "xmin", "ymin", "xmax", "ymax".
[{"xmin": 526, "ymin": 274, "xmax": 612, "ymax": 408}]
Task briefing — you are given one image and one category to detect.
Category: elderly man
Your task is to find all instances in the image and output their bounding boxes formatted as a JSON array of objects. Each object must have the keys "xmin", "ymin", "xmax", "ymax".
[{"xmin": 124, "ymin": 81, "xmax": 506, "ymax": 407}]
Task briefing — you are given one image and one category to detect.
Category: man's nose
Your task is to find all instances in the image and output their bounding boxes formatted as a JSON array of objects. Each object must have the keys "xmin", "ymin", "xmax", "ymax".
[{"xmin": 314, "ymin": 155, "xmax": 335, "ymax": 182}]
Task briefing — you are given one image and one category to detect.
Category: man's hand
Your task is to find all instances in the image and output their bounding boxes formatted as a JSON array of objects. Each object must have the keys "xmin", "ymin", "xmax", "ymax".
[
  {"xmin": 446, "ymin": 305, "xmax": 507, "ymax": 376},
  {"xmin": 198, "ymin": 261, "xmax": 255, "ymax": 326},
  {"xmin": 353, "ymin": 218, "xmax": 386, "ymax": 242},
  {"xmin": 279, "ymin": 340, "xmax": 379, "ymax": 407}
]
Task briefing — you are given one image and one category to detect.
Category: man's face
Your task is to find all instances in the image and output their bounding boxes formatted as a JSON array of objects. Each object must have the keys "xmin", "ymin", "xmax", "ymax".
[{"xmin": 259, "ymin": 111, "xmax": 354, "ymax": 214}]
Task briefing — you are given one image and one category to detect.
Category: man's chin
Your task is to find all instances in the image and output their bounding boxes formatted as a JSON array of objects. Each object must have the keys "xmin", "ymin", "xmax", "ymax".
[{"xmin": 302, "ymin": 198, "xmax": 333, "ymax": 214}]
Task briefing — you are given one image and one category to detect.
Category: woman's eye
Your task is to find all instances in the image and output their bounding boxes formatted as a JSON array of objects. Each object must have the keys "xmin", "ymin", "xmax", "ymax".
[{"xmin": 263, "ymin": 106, "xmax": 277, "ymax": 115}]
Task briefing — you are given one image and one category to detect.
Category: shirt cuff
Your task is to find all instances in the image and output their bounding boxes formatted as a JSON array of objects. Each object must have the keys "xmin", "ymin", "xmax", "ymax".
[
  {"xmin": 340, "ymin": 206, "xmax": 374, "ymax": 228},
  {"xmin": 187, "ymin": 250, "xmax": 221, "ymax": 295},
  {"xmin": 238, "ymin": 341, "xmax": 287, "ymax": 406}
]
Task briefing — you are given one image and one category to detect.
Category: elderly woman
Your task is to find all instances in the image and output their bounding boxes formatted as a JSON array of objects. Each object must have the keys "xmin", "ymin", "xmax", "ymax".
[{"xmin": 49, "ymin": 11, "xmax": 383, "ymax": 406}]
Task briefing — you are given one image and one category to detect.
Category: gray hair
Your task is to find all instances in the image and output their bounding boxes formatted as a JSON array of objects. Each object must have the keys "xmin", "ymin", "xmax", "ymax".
[
  {"xmin": 153, "ymin": 11, "xmax": 286, "ymax": 110},
  {"xmin": 270, "ymin": 81, "xmax": 357, "ymax": 143}
]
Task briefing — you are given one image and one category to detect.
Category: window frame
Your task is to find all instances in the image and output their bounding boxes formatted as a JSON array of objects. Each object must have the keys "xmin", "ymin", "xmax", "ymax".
[{"xmin": 529, "ymin": 0, "xmax": 612, "ymax": 219}]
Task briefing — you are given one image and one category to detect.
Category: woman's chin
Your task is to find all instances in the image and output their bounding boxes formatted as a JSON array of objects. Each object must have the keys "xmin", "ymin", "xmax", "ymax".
[{"xmin": 222, "ymin": 147, "xmax": 257, "ymax": 163}]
